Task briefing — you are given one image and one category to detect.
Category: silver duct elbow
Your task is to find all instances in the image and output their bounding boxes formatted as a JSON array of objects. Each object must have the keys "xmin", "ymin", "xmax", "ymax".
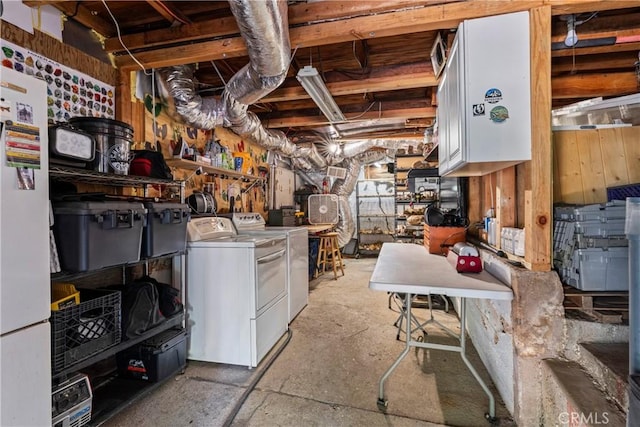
[
  {"xmin": 156, "ymin": 66, "xmax": 224, "ymax": 130},
  {"xmin": 294, "ymin": 143, "xmax": 328, "ymax": 169},
  {"xmin": 226, "ymin": 0, "xmax": 290, "ymax": 105}
]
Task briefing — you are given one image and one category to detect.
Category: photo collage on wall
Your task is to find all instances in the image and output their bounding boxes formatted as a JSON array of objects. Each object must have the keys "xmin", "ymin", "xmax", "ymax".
[{"xmin": 1, "ymin": 39, "xmax": 115, "ymax": 123}]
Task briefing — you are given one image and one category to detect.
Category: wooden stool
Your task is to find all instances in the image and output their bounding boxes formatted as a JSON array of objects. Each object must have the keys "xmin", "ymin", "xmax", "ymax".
[{"xmin": 316, "ymin": 232, "xmax": 344, "ymax": 280}]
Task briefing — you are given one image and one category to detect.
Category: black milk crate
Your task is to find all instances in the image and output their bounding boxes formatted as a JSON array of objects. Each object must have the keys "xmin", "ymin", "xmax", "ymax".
[{"xmin": 51, "ymin": 289, "xmax": 122, "ymax": 374}]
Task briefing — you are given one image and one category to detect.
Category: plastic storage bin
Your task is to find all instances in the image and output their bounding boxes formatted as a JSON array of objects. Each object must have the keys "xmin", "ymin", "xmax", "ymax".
[
  {"xmin": 573, "ymin": 247, "xmax": 629, "ymax": 291},
  {"xmin": 51, "ymin": 288, "xmax": 122, "ymax": 373},
  {"xmin": 116, "ymin": 327, "xmax": 187, "ymax": 382},
  {"xmin": 573, "ymin": 218, "xmax": 626, "ymax": 238},
  {"xmin": 51, "ymin": 283, "xmax": 80, "ymax": 311},
  {"xmin": 554, "ymin": 201, "xmax": 627, "ymax": 221},
  {"xmin": 52, "ymin": 201, "xmax": 146, "ymax": 272},
  {"xmin": 142, "ymin": 202, "xmax": 190, "ymax": 258}
]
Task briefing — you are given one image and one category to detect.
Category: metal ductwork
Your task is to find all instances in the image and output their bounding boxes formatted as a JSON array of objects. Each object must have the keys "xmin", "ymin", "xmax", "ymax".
[
  {"xmin": 157, "ymin": 0, "xmax": 413, "ymax": 246},
  {"xmin": 225, "ymin": 0, "xmax": 290, "ymax": 105}
]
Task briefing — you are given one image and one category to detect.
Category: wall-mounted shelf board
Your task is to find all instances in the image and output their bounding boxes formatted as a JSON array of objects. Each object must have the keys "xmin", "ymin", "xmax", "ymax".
[{"xmin": 166, "ymin": 158, "xmax": 263, "ymax": 182}]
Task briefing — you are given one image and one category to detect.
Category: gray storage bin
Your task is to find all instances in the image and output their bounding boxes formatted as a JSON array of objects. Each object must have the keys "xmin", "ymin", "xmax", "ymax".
[
  {"xmin": 554, "ymin": 200, "xmax": 627, "ymax": 221},
  {"xmin": 573, "ymin": 247, "xmax": 629, "ymax": 291},
  {"xmin": 142, "ymin": 202, "xmax": 190, "ymax": 258},
  {"xmin": 574, "ymin": 218, "xmax": 626, "ymax": 237},
  {"xmin": 574, "ymin": 234, "xmax": 628, "ymax": 249},
  {"xmin": 52, "ymin": 201, "xmax": 146, "ymax": 272}
]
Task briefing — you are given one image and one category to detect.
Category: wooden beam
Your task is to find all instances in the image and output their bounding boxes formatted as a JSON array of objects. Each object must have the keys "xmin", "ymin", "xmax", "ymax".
[
  {"xmin": 551, "ymin": 12, "xmax": 640, "ymax": 37},
  {"xmin": 145, "ymin": 0, "xmax": 192, "ymax": 25},
  {"xmin": 261, "ymin": 64, "xmax": 438, "ymax": 103},
  {"xmin": 551, "ymin": 27, "xmax": 640, "ymax": 44},
  {"xmin": 115, "ymin": 0, "xmax": 542, "ymax": 70},
  {"xmin": 104, "ymin": 13, "xmax": 240, "ymax": 52},
  {"xmin": 112, "ymin": 0, "xmax": 640, "ymax": 70},
  {"xmin": 526, "ymin": 6, "xmax": 552, "ymax": 271},
  {"xmin": 214, "ymin": 64, "xmax": 627, "ymax": 107},
  {"xmin": 552, "ymin": 41, "xmax": 640, "ymax": 57},
  {"xmin": 24, "ymin": 1, "xmax": 115, "ymax": 38},
  {"xmin": 552, "ymin": 72, "xmax": 638, "ymax": 99},
  {"xmin": 104, "ymin": 1, "xmax": 449, "ymax": 53},
  {"xmin": 552, "ymin": 52, "xmax": 638, "ymax": 73},
  {"xmin": 260, "ymin": 106, "xmax": 436, "ymax": 129},
  {"xmin": 549, "ymin": 0, "xmax": 640, "ymax": 16}
]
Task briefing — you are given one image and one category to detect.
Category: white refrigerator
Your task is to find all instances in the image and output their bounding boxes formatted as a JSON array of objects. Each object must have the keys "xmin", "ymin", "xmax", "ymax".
[{"xmin": 0, "ymin": 66, "xmax": 52, "ymax": 426}]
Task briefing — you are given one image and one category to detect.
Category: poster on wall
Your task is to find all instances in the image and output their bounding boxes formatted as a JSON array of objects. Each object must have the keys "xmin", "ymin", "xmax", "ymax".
[{"xmin": 1, "ymin": 39, "xmax": 115, "ymax": 123}]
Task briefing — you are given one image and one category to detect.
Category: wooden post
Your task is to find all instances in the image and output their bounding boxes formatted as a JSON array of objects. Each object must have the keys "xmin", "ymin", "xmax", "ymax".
[
  {"xmin": 495, "ymin": 166, "xmax": 517, "ymax": 249},
  {"xmin": 115, "ymin": 69, "xmax": 146, "ymax": 146},
  {"xmin": 525, "ymin": 6, "xmax": 552, "ymax": 271}
]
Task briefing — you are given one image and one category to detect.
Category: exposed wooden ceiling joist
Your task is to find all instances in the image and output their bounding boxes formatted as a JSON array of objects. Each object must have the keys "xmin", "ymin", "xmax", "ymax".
[
  {"xmin": 261, "ymin": 63, "xmax": 437, "ymax": 103},
  {"xmin": 261, "ymin": 106, "xmax": 437, "ymax": 129},
  {"xmin": 145, "ymin": 0, "xmax": 192, "ymax": 25},
  {"xmin": 114, "ymin": 0, "xmax": 546, "ymax": 70},
  {"xmin": 104, "ymin": 0, "xmax": 446, "ymax": 53},
  {"xmin": 553, "ymin": 41, "xmax": 640, "ymax": 58},
  {"xmin": 23, "ymin": 0, "xmax": 640, "ymax": 137},
  {"xmin": 551, "ymin": 72, "xmax": 638, "ymax": 99},
  {"xmin": 552, "ymin": 52, "xmax": 638, "ymax": 74}
]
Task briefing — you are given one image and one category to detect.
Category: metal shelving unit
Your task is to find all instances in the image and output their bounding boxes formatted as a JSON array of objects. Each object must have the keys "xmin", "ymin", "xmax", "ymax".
[
  {"xmin": 49, "ymin": 166, "xmax": 187, "ymax": 426},
  {"xmin": 393, "ymin": 155, "xmax": 437, "ymax": 244},
  {"xmin": 356, "ymin": 179, "xmax": 395, "ymax": 256}
]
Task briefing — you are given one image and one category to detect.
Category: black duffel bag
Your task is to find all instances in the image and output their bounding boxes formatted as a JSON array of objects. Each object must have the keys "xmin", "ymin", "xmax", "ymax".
[
  {"xmin": 108, "ymin": 282, "xmax": 165, "ymax": 339},
  {"xmin": 136, "ymin": 275, "xmax": 184, "ymax": 318}
]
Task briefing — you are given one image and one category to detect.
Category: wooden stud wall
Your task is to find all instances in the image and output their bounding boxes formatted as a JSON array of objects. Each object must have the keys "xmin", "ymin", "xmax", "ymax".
[
  {"xmin": 553, "ymin": 127, "xmax": 640, "ymax": 204},
  {"xmin": 525, "ymin": 6, "xmax": 552, "ymax": 271},
  {"xmin": 465, "ymin": 6, "xmax": 552, "ymax": 270}
]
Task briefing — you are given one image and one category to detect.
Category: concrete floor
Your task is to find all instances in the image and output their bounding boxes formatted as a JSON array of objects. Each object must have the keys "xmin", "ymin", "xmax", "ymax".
[{"xmin": 104, "ymin": 257, "xmax": 515, "ymax": 427}]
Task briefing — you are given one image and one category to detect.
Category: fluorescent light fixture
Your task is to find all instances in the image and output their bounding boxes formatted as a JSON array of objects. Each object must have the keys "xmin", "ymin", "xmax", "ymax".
[{"xmin": 296, "ymin": 65, "xmax": 346, "ymax": 123}]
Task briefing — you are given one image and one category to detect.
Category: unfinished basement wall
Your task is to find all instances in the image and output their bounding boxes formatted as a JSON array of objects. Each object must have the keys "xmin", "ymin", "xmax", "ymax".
[
  {"xmin": 462, "ymin": 126, "xmax": 639, "ymax": 423},
  {"xmin": 553, "ymin": 127, "xmax": 640, "ymax": 204},
  {"xmin": 458, "ymin": 251, "xmax": 565, "ymax": 424},
  {"xmin": 465, "ymin": 291, "xmax": 515, "ymax": 414}
]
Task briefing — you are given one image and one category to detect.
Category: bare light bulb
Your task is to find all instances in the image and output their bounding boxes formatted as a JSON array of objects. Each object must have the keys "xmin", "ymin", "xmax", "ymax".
[
  {"xmin": 565, "ymin": 15, "xmax": 578, "ymax": 47},
  {"xmin": 565, "ymin": 29, "xmax": 578, "ymax": 47}
]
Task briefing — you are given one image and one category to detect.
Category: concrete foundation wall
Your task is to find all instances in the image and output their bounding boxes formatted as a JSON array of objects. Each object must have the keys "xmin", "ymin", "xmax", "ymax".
[
  {"xmin": 563, "ymin": 318, "xmax": 629, "ymax": 362},
  {"xmin": 466, "ymin": 298, "xmax": 514, "ymax": 413},
  {"xmin": 463, "ymin": 252, "xmax": 566, "ymax": 425}
]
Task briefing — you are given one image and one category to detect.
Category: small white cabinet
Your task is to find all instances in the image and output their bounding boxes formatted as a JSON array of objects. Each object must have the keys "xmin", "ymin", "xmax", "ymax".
[{"xmin": 438, "ymin": 11, "xmax": 531, "ymax": 177}]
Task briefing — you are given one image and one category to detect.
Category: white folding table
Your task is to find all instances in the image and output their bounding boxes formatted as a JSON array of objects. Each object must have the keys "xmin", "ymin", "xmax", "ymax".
[{"xmin": 368, "ymin": 243, "xmax": 513, "ymax": 422}]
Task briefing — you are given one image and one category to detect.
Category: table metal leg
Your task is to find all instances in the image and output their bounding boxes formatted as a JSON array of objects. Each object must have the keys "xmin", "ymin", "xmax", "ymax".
[
  {"xmin": 376, "ymin": 295, "xmax": 497, "ymax": 422},
  {"xmin": 418, "ymin": 294, "xmax": 459, "ymax": 340},
  {"xmin": 377, "ymin": 293, "xmax": 413, "ymax": 411},
  {"xmin": 392, "ymin": 293, "xmax": 428, "ymax": 341},
  {"xmin": 459, "ymin": 298, "xmax": 496, "ymax": 421}
]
